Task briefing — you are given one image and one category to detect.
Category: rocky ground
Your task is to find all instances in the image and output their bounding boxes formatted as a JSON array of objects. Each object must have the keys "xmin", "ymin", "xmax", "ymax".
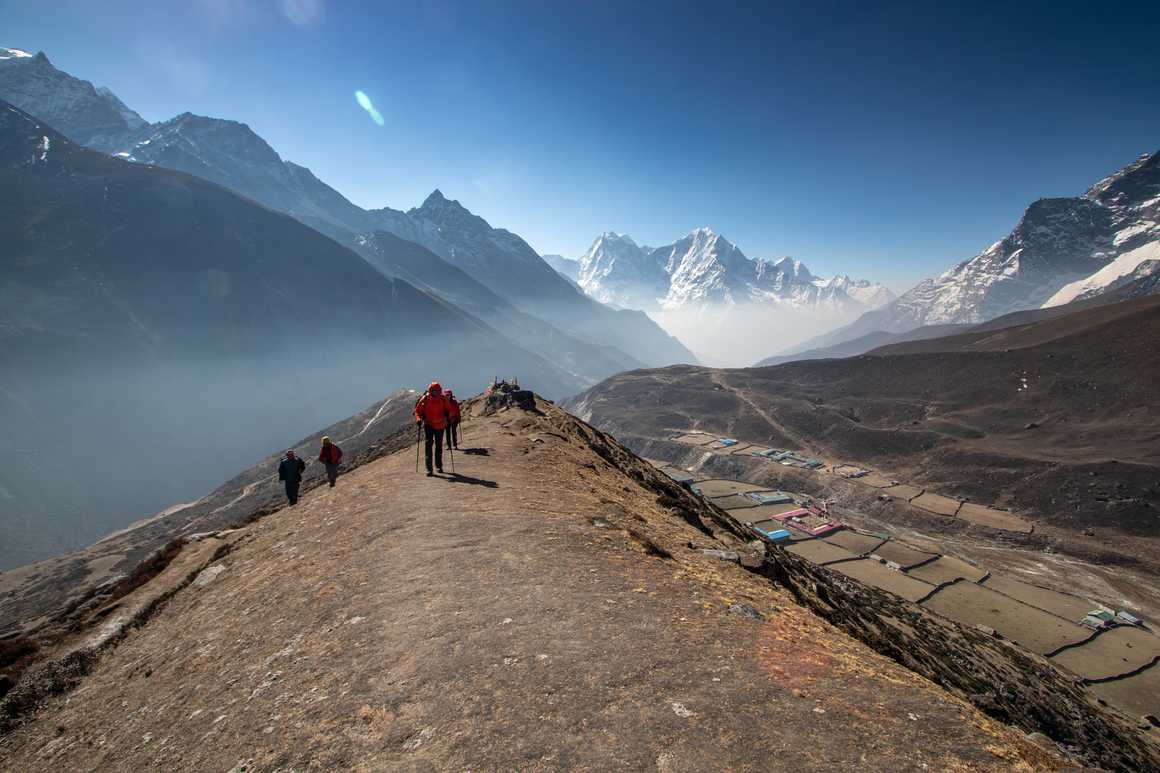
[{"xmin": 0, "ymin": 397, "xmax": 1071, "ymax": 771}]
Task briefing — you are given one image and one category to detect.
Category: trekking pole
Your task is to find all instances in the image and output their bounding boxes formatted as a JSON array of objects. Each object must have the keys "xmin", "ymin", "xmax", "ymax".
[{"xmin": 415, "ymin": 423, "xmax": 421, "ymax": 473}]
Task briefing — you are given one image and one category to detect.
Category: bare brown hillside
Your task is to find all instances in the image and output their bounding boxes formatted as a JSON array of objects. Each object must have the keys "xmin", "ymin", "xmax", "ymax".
[
  {"xmin": 0, "ymin": 396, "xmax": 1090, "ymax": 771},
  {"xmin": 567, "ymin": 295, "xmax": 1160, "ymax": 551}
]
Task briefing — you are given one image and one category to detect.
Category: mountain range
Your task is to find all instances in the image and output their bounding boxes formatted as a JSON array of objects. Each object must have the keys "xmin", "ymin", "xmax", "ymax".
[
  {"xmin": 0, "ymin": 47, "xmax": 695, "ymax": 382},
  {"xmin": 568, "ymin": 228, "xmax": 895, "ymax": 314},
  {"xmin": 786, "ymin": 149, "xmax": 1160, "ymax": 358}
]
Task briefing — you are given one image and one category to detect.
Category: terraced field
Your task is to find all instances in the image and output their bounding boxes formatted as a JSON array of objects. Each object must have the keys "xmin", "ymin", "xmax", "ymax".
[{"xmin": 649, "ymin": 455, "xmax": 1160, "ymax": 725}]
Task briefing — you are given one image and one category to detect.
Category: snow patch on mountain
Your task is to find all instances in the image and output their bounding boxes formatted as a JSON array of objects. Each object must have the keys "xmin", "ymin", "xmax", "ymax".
[{"xmin": 1045, "ymin": 240, "xmax": 1160, "ymax": 306}]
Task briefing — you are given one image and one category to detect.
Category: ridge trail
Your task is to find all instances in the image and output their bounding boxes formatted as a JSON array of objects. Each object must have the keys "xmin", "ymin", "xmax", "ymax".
[{"xmin": 0, "ymin": 401, "xmax": 1057, "ymax": 770}]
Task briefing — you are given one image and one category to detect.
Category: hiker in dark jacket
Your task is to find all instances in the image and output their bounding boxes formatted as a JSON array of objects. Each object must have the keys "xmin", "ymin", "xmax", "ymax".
[
  {"xmin": 318, "ymin": 436, "xmax": 343, "ymax": 487},
  {"xmin": 278, "ymin": 449, "xmax": 306, "ymax": 505},
  {"xmin": 414, "ymin": 381, "xmax": 451, "ymax": 476},
  {"xmin": 445, "ymin": 391, "xmax": 462, "ymax": 450}
]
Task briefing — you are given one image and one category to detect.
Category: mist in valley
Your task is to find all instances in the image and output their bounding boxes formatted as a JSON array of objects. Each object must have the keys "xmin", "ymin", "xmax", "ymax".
[
  {"xmin": 0, "ymin": 333, "xmax": 527, "ymax": 571},
  {"xmin": 650, "ymin": 303, "xmax": 864, "ymax": 367}
]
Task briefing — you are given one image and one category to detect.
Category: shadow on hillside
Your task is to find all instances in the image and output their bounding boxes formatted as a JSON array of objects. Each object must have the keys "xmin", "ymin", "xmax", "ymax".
[{"xmin": 444, "ymin": 473, "xmax": 498, "ymax": 488}]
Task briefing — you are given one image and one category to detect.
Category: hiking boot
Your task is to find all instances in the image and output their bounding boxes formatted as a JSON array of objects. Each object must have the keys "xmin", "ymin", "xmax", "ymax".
[
  {"xmin": 426, "ymin": 471, "xmax": 434, "ymax": 477},
  {"xmin": 437, "ymin": 467, "xmax": 444, "ymax": 474}
]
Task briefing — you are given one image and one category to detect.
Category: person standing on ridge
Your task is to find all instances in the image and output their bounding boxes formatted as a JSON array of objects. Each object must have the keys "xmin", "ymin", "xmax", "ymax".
[
  {"xmin": 318, "ymin": 436, "xmax": 343, "ymax": 487},
  {"xmin": 446, "ymin": 390, "xmax": 462, "ymax": 450},
  {"xmin": 277, "ymin": 449, "xmax": 306, "ymax": 505},
  {"xmin": 414, "ymin": 381, "xmax": 451, "ymax": 476}
]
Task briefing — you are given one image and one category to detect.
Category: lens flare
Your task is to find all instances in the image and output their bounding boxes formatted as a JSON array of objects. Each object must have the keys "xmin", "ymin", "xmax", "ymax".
[{"xmin": 355, "ymin": 90, "xmax": 385, "ymax": 126}]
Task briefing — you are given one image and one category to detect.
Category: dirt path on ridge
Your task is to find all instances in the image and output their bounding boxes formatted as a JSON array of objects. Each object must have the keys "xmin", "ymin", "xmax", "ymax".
[{"xmin": 0, "ymin": 403, "xmax": 1060, "ymax": 771}]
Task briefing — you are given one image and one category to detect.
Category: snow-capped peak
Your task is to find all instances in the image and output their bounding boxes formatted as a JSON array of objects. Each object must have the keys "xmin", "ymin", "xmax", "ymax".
[
  {"xmin": 0, "ymin": 48, "xmax": 34, "ymax": 60},
  {"xmin": 575, "ymin": 227, "xmax": 892, "ymax": 313},
  {"xmin": 830, "ymin": 148, "xmax": 1160, "ymax": 340},
  {"xmin": 765, "ymin": 256, "xmax": 812, "ymax": 280},
  {"xmin": 594, "ymin": 230, "xmax": 638, "ymax": 247}
]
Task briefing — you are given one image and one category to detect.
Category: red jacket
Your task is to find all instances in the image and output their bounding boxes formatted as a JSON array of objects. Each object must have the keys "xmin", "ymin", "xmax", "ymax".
[
  {"xmin": 318, "ymin": 443, "xmax": 342, "ymax": 465},
  {"xmin": 414, "ymin": 387, "xmax": 450, "ymax": 430},
  {"xmin": 448, "ymin": 397, "xmax": 461, "ymax": 422}
]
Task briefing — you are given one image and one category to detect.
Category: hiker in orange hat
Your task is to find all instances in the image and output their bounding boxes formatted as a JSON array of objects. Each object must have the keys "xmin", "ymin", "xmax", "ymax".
[{"xmin": 414, "ymin": 382, "xmax": 451, "ymax": 476}]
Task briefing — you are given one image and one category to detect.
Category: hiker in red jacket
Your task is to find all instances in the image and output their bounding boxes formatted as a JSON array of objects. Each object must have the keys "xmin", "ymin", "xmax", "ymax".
[
  {"xmin": 414, "ymin": 382, "xmax": 451, "ymax": 476},
  {"xmin": 445, "ymin": 390, "xmax": 462, "ymax": 451},
  {"xmin": 318, "ymin": 436, "xmax": 343, "ymax": 487}
]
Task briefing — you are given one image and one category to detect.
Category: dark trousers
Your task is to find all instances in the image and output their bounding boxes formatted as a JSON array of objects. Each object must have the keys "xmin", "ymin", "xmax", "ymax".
[
  {"xmin": 324, "ymin": 463, "xmax": 340, "ymax": 487},
  {"xmin": 446, "ymin": 421, "xmax": 459, "ymax": 449},
  {"xmin": 284, "ymin": 480, "xmax": 300, "ymax": 505},
  {"xmin": 424, "ymin": 425, "xmax": 445, "ymax": 471}
]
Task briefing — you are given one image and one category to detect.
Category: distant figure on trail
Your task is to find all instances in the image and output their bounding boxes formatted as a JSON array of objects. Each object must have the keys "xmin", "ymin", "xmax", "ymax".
[
  {"xmin": 277, "ymin": 449, "xmax": 306, "ymax": 505},
  {"xmin": 415, "ymin": 381, "xmax": 451, "ymax": 476},
  {"xmin": 318, "ymin": 436, "xmax": 343, "ymax": 487},
  {"xmin": 446, "ymin": 390, "xmax": 462, "ymax": 450}
]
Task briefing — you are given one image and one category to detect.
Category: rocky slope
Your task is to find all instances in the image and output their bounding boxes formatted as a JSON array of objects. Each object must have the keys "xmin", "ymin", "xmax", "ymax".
[
  {"xmin": 0, "ymin": 101, "xmax": 577, "ymax": 569},
  {"xmin": 4, "ymin": 393, "xmax": 1135, "ymax": 770},
  {"xmin": 567, "ymin": 294, "xmax": 1160, "ymax": 547},
  {"xmin": 576, "ymin": 228, "xmax": 894, "ymax": 313},
  {"xmin": 802, "ymin": 149, "xmax": 1160, "ymax": 353}
]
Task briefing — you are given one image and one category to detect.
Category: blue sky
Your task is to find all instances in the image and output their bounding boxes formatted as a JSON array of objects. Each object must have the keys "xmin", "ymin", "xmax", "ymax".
[{"xmin": 4, "ymin": 0, "xmax": 1159, "ymax": 289}]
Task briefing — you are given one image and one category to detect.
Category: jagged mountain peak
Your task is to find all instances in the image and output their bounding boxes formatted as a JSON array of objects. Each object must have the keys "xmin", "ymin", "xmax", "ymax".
[
  {"xmin": 805, "ymin": 149, "xmax": 1160, "ymax": 353},
  {"xmin": 577, "ymin": 226, "xmax": 890, "ymax": 314},
  {"xmin": 159, "ymin": 112, "xmax": 261, "ymax": 137},
  {"xmin": 594, "ymin": 230, "xmax": 637, "ymax": 244},
  {"xmin": 1084, "ymin": 148, "xmax": 1160, "ymax": 207},
  {"xmin": 126, "ymin": 111, "xmax": 289, "ymax": 178},
  {"xmin": 409, "ymin": 188, "xmax": 486, "ymax": 229},
  {"xmin": 764, "ymin": 255, "xmax": 813, "ymax": 280},
  {"xmin": 0, "ymin": 46, "xmax": 148, "ymax": 150}
]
